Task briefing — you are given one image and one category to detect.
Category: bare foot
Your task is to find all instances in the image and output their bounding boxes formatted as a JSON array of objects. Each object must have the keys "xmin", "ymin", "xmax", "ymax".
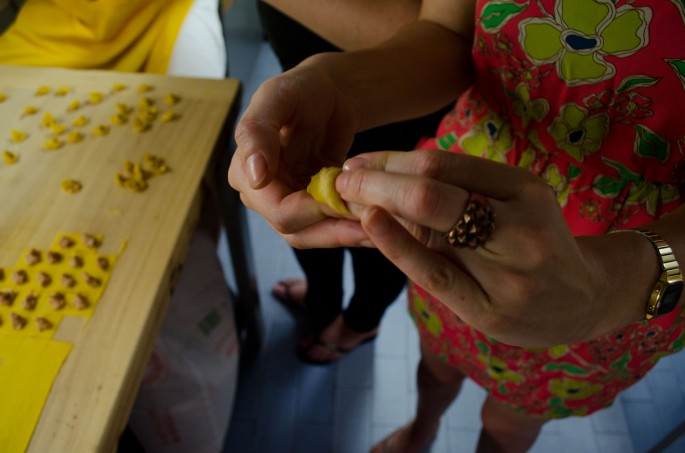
[
  {"xmin": 271, "ymin": 278, "xmax": 307, "ymax": 311},
  {"xmin": 298, "ymin": 314, "xmax": 379, "ymax": 364},
  {"xmin": 370, "ymin": 421, "xmax": 438, "ymax": 453}
]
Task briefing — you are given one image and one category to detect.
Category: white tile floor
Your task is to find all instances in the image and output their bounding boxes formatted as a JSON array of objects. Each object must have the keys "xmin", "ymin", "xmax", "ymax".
[{"xmin": 220, "ymin": 42, "xmax": 685, "ymax": 453}]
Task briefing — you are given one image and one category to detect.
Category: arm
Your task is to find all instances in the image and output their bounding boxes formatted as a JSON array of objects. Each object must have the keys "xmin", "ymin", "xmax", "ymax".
[
  {"xmin": 300, "ymin": 15, "xmax": 473, "ymax": 133},
  {"xmin": 261, "ymin": 0, "xmax": 422, "ymax": 51},
  {"xmin": 234, "ymin": 0, "xmax": 475, "ymax": 188},
  {"xmin": 229, "ymin": 0, "xmax": 476, "ymax": 246}
]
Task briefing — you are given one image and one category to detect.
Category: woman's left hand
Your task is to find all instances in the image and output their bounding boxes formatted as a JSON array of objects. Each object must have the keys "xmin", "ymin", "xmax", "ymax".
[{"xmin": 334, "ymin": 150, "xmax": 649, "ymax": 347}]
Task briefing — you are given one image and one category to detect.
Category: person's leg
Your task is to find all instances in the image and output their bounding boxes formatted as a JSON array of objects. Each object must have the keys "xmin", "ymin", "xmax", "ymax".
[
  {"xmin": 298, "ymin": 247, "xmax": 405, "ymax": 362},
  {"xmin": 293, "ymin": 247, "xmax": 345, "ymax": 330},
  {"xmin": 260, "ymin": 0, "xmax": 450, "ymax": 363},
  {"xmin": 476, "ymin": 397, "xmax": 546, "ymax": 453},
  {"xmin": 260, "ymin": 0, "xmax": 349, "ymax": 335},
  {"xmin": 372, "ymin": 342, "xmax": 465, "ymax": 453},
  {"xmin": 344, "ymin": 247, "xmax": 406, "ymax": 332}
]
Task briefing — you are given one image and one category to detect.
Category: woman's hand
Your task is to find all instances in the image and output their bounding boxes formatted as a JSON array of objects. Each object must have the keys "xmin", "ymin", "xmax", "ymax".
[
  {"xmin": 228, "ymin": 13, "xmax": 475, "ymax": 248},
  {"xmin": 335, "ymin": 150, "xmax": 654, "ymax": 347},
  {"xmin": 228, "ymin": 63, "xmax": 372, "ymax": 248}
]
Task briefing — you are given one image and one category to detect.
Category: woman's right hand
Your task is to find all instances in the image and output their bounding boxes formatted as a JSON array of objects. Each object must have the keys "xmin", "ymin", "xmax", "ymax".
[{"xmin": 228, "ymin": 62, "xmax": 370, "ymax": 248}]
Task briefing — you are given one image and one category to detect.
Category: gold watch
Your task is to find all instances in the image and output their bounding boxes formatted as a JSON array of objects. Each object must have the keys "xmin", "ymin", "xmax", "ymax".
[{"xmin": 632, "ymin": 229, "xmax": 684, "ymax": 320}]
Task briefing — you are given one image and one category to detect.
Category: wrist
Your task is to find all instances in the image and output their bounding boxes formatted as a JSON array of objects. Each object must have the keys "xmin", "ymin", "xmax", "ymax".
[
  {"xmin": 616, "ymin": 229, "xmax": 684, "ymax": 320},
  {"xmin": 576, "ymin": 233, "xmax": 656, "ymax": 338}
]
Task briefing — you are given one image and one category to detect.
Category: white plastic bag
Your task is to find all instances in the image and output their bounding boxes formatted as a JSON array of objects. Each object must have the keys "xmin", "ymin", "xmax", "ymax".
[{"xmin": 129, "ymin": 228, "xmax": 240, "ymax": 453}]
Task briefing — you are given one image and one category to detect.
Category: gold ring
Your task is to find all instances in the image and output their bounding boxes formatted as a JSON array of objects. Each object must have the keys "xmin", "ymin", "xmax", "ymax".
[{"xmin": 444, "ymin": 197, "xmax": 495, "ymax": 249}]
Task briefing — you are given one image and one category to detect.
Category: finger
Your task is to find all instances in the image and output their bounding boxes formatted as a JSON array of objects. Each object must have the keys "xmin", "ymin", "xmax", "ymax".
[
  {"xmin": 229, "ymin": 161, "xmax": 334, "ymax": 235},
  {"xmin": 233, "ymin": 78, "xmax": 299, "ymax": 189},
  {"xmin": 283, "ymin": 218, "xmax": 372, "ymax": 249},
  {"xmin": 344, "ymin": 149, "xmax": 537, "ymax": 201},
  {"xmin": 338, "ymin": 167, "xmax": 470, "ymax": 233},
  {"xmin": 360, "ymin": 205, "xmax": 489, "ymax": 321}
]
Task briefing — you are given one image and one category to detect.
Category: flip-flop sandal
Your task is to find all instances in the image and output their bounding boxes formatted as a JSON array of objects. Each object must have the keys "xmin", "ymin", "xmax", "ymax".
[
  {"xmin": 381, "ymin": 431, "xmax": 395, "ymax": 453},
  {"xmin": 297, "ymin": 334, "xmax": 378, "ymax": 365},
  {"xmin": 370, "ymin": 424, "xmax": 435, "ymax": 453},
  {"xmin": 370, "ymin": 427, "xmax": 399, "ymax": 453},
  {"xmin": 271, "ymin": 278, "xmax": 308, "ymax": 312}
]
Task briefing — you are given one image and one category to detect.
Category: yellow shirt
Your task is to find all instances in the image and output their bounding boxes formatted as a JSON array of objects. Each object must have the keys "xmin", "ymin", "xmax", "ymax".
[{"xmin": 0, "ymin": 0, "xmax": 194, "ymax": 73}]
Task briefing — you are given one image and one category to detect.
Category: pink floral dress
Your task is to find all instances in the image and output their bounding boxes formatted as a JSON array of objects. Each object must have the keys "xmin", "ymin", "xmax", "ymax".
[{"xmin": 411, "ymin": 0, "xmax": 685, "ymax": 418}]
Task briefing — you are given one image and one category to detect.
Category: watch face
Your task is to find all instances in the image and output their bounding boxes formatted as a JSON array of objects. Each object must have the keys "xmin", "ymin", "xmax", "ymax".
[{"xmin": 657, "ymin": 281, "xmax": 684, "ymax": 315}]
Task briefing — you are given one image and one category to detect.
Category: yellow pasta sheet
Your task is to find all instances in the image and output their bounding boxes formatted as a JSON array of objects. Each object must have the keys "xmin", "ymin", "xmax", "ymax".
[{"xmin": 0, "ymin": 337, "xmax": 72, "ymax": 453}]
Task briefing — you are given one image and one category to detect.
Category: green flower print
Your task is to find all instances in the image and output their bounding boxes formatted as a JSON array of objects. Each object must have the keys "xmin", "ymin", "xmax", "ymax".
[
  {"xmin": 548, "ymin": 103, "xmax": 609, "ymax": 162},
  {"xmin": 519, "ymin": 0, "xmax": 651, "ymax": 86},
  {"xmin": 511, "ymin": 83, "xmax": 549, "ymax": 127},
  {"xmin": 459, "ymin": 114, "xmax": 514, "ymax": 163},
  {"xmin": 548, "ymin": 378, "xmax": 602, "ymax": 400},
  {"xmin": 543, "ymin": 165, "xmax": 571, "ymax": 206},
  {"xmin": 593, "ymin": 158, "xmax": 680, "ymax": 216},
  {"xmin": 548, "ymin": 344, "xmax": 570, "ymax": 359},
  {"xmin": 413, "ymin": 293, "xmax": 443, "ymax": 336},
  {"xmin": 579, "ymin": 198, "xmax": 603, "ymax": 222},
  {"xmin": 478, "ymin": 355, "xmax": 525, "ymax": 383},
  {"xmin": 517, "ymin": 148, "xmax": 536, "ymax": 170}
]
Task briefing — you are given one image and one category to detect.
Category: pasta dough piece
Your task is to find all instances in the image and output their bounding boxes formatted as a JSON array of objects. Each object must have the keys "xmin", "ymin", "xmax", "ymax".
[
  {"xmin": 160, "ymin": 110, "xmax": 177, "ymax": 123},
  {"xmin": 92, "ymin": 125, "xmax": 110, "ymax": 136},
  {"xmin": 110, "ymin": 113, "xmax": 128, "ymax": 125},
  {"xmin": 72, "ymin": 115, "xmax": 88, "ymax": 127},
  {"xmin": 43, "ymin": 137, "xmax": 63, "ymax": 150},
  {"xmin": 41, "ymin": 112, "xmax": 56, "ymax": 128},
  {"xmin": 50, "ymin": 123, "xmax": 67, "ymax": 135},
  {"xmin": 88, "ymin": 92, "xmax": 105, "ymax": 104},
  {"xmin": 164, "ymin": 93, "xmax": 181, "ymax": 105},
  {"xmin": 61, "ymin": 179, "xmax": 82, "ymax": 194},
  {"xmin": 144, "ymin": 154, "xmax": 169, "ymax": 175},
  {"xmin": 2, "ymin": 150, "xmax": 18, "ymax": 164},
  {"xmin": 307, "ymin": 167, "xmax": 350, "ymax": 215},
  {"xmin": 68, "ymin": 99, "xmax": 81, "ymax": 112},
  {"xmin": 132, "ymin": 117, "xmax": 151, "ymax": 133},
  {"xmin": 116, "ymin": 103, "xmax": 133, "ymax": 115},
  {"xmin": 115, "ymin": 154, "xmax": 169, "ymax": 192},
  {"xmin": 66, "ymin": 131, "xmax": 84, "ymax": 144},
  {"xmin": 11, "ymin": 130, "xmax": 27, "ymax": 143},
  {"xmin": 55, "ymin": 86, "xmax": 71, "ymax": 96}
]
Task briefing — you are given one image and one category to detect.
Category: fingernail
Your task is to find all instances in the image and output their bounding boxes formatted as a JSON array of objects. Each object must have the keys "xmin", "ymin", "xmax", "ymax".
[
  {"xmin": 247, "ymin": 153, "xmax": 266, "ymax": 188},
  {"xmin": 342, "ymin": 156, "xmax": 369, "ymax": 171}
]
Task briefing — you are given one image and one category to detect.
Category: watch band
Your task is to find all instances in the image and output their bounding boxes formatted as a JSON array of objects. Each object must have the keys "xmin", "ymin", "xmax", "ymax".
[
  {"xmin": 633, "ymin": 229, "xmax": 681, "ymax": 279},
  {"xmin": 632, "ymin": 229, "xmax": 683, "ymax": 319}
]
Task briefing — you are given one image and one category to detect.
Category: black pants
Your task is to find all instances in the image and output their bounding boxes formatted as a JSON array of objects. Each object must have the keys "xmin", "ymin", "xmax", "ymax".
[{"xmin": 258, "ymin": 1, "xmax": 451, "ymax": 332}]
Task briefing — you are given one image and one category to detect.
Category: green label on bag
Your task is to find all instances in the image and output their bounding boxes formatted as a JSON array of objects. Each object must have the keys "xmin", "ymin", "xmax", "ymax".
[{"xmin": 198, "ymin": 309, "xmax": 222, "ymax": 336}]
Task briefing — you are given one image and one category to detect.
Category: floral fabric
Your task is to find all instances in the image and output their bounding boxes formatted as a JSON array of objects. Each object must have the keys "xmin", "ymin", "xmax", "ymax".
[{"xmin": 411, "ymin": 0, "xmax": 685, "ymax": 418}]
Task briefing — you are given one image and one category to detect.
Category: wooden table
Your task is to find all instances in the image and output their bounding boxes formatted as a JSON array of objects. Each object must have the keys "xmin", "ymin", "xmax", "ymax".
[{"xmin": 0, "ymin": 65, "xmax": 258, "ymax": 452}]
